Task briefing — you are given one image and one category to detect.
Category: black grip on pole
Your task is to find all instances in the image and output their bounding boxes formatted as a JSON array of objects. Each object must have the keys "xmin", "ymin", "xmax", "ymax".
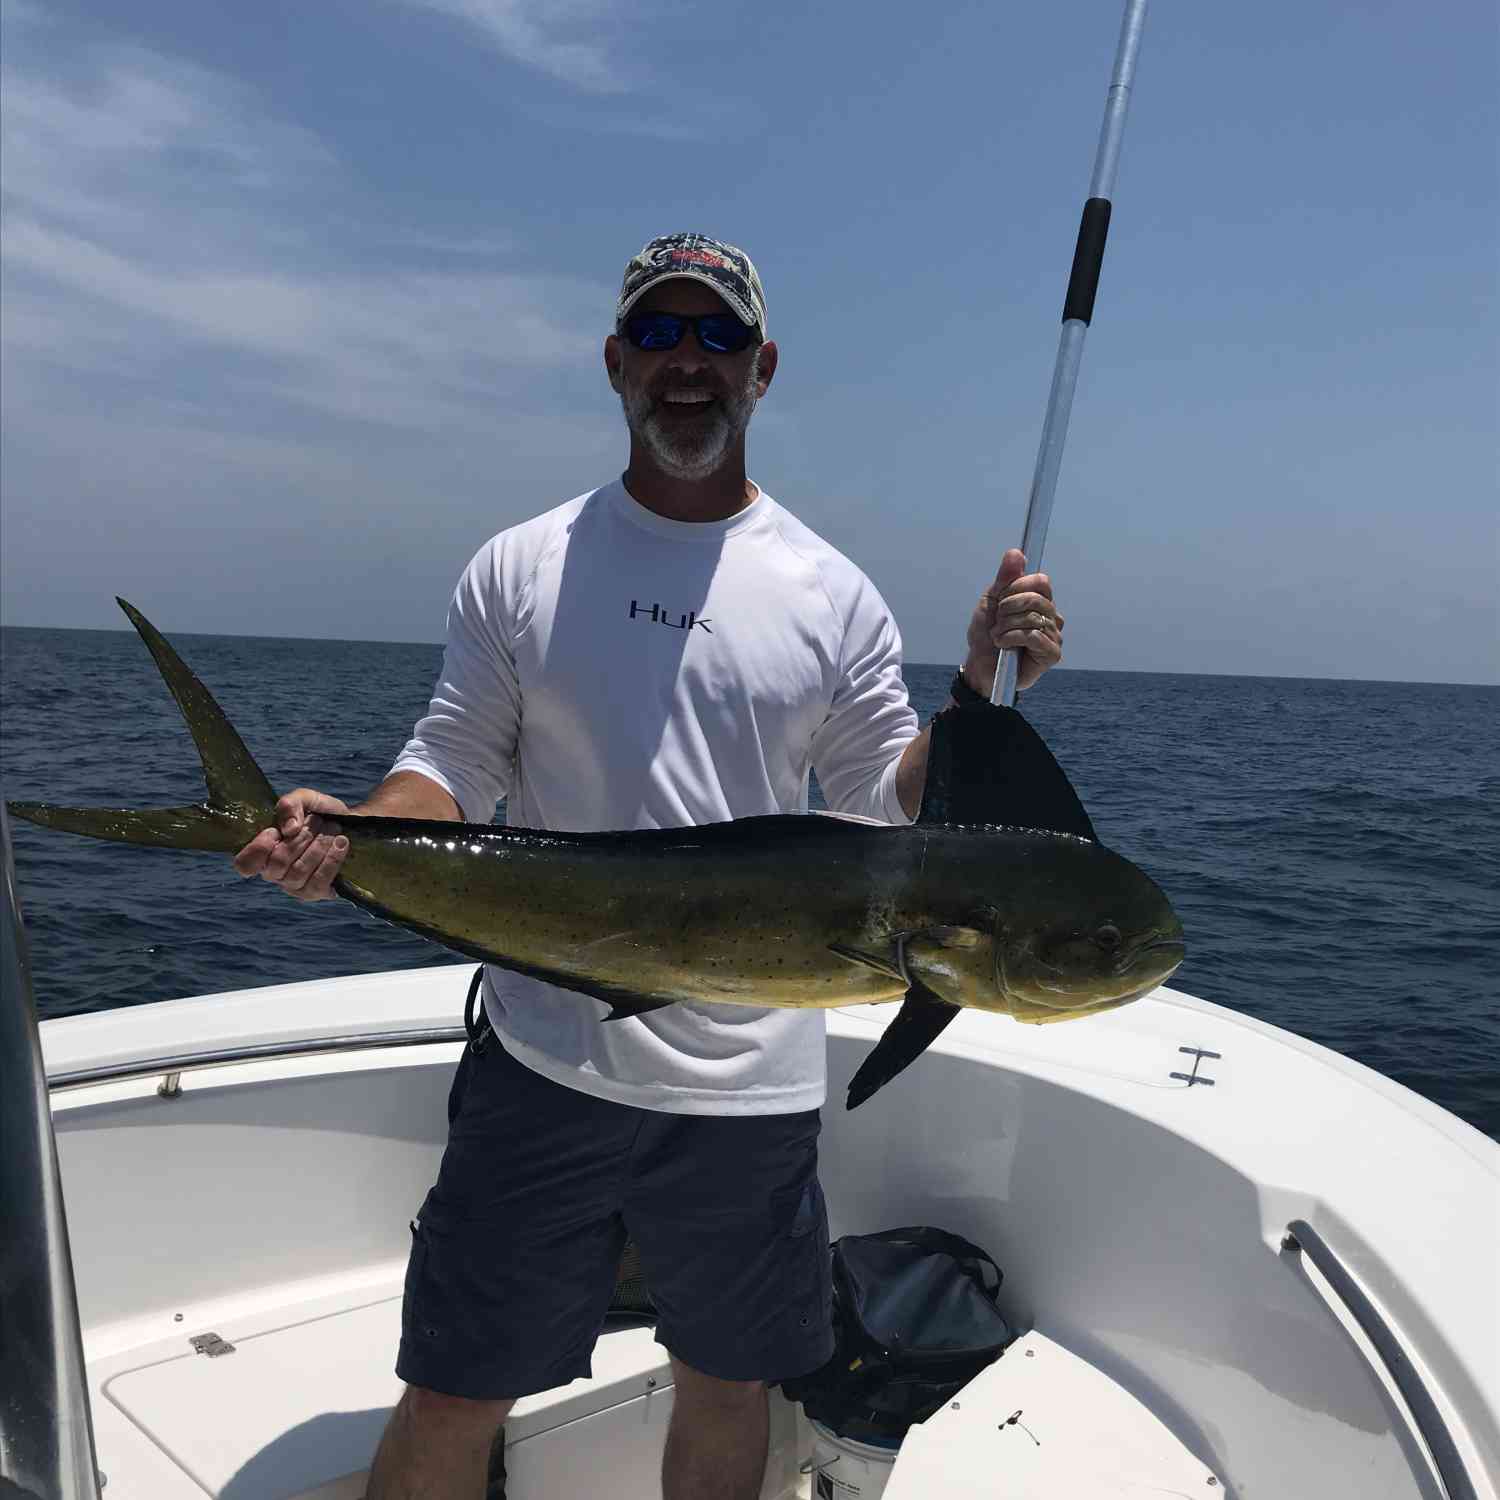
[{"xmin": 1061, "ymin": 197, "xmax": 1112, "ymax": 325}]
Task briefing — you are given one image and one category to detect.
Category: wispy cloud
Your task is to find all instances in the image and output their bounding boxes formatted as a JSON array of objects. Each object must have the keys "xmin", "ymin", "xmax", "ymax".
[
  {"xmin": 0, "ymin": 2, "xmax": 758, "ymax": 637},
  {"xmin": 369, "ymin": 228, "xmax": 519, "ymax": 259},
  {"xmin": 0, "ymin": 26, "xmax": 606, "ymax": 438},
  {"xmin": 1, "ymin": 46, "xmax": 333, "ymax": 237},
  {"xmin": 391, "ymin": 0, "xmax": 634, "ymax": 93},
  {"xmin": 381, "ymin": 0, "xmax": 761, "ymax": 138}
]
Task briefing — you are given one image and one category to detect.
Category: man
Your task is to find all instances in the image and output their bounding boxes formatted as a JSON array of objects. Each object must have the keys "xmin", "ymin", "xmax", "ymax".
[{"xmin": 234, "ymin": 234, "xmax": 1063, "ymax": 1500}]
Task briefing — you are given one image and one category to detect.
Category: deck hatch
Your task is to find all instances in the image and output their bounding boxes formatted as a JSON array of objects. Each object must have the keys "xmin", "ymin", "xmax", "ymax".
[{"xmin": 103, "ymin": 1295, "xmax": 673, "ymax": 1497}]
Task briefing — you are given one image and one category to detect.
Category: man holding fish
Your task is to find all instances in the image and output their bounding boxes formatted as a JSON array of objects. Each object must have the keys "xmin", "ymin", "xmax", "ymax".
[{"xmin": 235, "ymin": 235, "xmax": 1064, "ymax": 1500}]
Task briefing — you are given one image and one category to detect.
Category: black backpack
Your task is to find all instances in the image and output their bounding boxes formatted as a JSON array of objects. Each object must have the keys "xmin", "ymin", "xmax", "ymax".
[{"xmin": 782, "ymin": 1226, "xmax": 1013, "ymax": 1444}]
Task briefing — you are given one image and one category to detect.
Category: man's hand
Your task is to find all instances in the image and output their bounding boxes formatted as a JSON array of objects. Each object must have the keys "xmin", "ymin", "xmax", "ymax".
[
  {"xmin": 962, "ymin": 548, "xmax": 1064, "ymax": 697},
  {"xmin": 893, "ymin": 550, "xmax": 1064, "ymax": 816},
  {"xmin": 232, "ymin": 773, "xmax": 462, "ymax": 903},
  {"xmin": 233, "ymin": 789, "xmax": 352, "ymax": 903}
]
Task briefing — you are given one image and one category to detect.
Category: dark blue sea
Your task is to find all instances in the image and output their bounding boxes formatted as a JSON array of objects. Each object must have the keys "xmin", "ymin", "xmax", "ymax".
[{"xmin": 2, "ymin": 626, "xmax": 1495, "ymax": 1140}]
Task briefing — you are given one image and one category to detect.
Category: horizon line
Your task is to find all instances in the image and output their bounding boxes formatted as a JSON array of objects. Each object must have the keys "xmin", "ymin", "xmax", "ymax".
[{"xmin": 1, "ymin": 621, "xmax": 1495, "ymax": 691}]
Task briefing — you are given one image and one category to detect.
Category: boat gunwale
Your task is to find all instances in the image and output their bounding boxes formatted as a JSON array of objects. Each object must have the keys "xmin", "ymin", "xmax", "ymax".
[{"xmin": 46, "ymin": 1024, "xmax": 467, "ymax": 1091}]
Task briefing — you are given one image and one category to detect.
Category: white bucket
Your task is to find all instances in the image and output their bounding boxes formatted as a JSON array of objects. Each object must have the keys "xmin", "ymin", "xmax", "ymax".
[{"xmin": 805, "ymin": 1421, "xmax": 902, "ymax": 1500}]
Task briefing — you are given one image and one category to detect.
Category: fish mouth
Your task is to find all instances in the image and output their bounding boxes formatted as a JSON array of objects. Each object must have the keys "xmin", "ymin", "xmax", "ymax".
[
  {"xmin": 1113, "ymin": 937, "xmax": 1186, "ymax": 978},
  {"xmin": 996, "ymin": 932, "xmax": 1184, "ymax": 1015},
  {"xmin": 1010, "ymin": 967, "xmax": 1174, "ymax": 1020}
]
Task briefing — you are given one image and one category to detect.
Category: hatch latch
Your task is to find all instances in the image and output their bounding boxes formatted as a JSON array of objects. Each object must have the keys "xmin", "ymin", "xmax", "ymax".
[{"xmin": 190, "ymin": 1332, "xmax": 236, "ymax": 1357}]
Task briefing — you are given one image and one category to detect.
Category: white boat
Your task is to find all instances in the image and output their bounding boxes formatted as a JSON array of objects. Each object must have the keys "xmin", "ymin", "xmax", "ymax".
[{"xmin": 11, "ymin": 889, "xmax": 1498, "ymax": 1500}]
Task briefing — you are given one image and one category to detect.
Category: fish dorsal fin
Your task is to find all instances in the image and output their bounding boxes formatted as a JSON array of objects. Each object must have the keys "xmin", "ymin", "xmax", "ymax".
[{"xmin": 917, "ymin": 701, "xmax": 1096, "ymax": 841}]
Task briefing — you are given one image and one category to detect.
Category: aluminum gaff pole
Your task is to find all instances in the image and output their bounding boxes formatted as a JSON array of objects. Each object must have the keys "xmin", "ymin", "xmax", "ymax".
[{"xmin": 994, "ymin": 0, "xmax": 1149, "ymax": 706}]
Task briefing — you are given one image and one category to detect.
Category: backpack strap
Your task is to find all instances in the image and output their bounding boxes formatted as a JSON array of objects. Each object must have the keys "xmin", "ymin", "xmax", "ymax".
[{"xmin": 867, "ymin": 1226, "xmax": 1003, "ymax": 1297}]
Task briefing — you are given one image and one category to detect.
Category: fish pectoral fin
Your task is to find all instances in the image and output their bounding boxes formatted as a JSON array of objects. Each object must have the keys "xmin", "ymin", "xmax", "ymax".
[
  {"xmin": 601, "ymin": 996, "xmax": 678, "ymax": 1022},
  {"xmin": 828, "ymin": 942, "xmax": 907, "ymax": 982},
  {"xmin": 845, "ymin": 982, "xmax": 962, "ymax": 1110}
]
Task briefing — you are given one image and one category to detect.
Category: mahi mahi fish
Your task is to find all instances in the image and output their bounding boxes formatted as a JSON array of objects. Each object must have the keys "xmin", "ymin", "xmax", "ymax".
[{"xmin": 7, "ymin": 600, "xmax": 1185, "ymax": 1108}]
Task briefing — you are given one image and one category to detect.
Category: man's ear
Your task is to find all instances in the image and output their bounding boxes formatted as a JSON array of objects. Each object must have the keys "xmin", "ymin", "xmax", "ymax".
[
  {"xmin": 604, "ymin": 333, "xmax": 623, "ymax": 392},
  {"xmin": 755, "ymin": 339, "xmax": 778, "ymax": 399}
]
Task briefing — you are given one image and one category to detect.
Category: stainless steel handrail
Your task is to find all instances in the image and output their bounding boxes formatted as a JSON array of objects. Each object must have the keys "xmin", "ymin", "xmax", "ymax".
[
  {"xmin": 1, "ymin": 804, "xmax": 103, "ymax": 1500},
  {"xmin": 46, "ymin": 1025, "xmax": 468, "ymax": 1091},
  {"xmin": 1283, "ymin": 1219, "xmax": 1476, "ymax": 1500}
]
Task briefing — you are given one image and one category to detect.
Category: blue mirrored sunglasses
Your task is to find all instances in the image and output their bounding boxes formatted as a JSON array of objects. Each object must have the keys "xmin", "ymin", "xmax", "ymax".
[{"xmin": 621, "ymin": 310, "xmax": 758, "ymax": 355}]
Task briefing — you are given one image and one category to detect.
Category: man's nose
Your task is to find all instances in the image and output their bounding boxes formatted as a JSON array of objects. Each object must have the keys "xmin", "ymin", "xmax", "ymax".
[{"xmin": 663, "ymin": 334, "xmax": 711, "ymax": 377}]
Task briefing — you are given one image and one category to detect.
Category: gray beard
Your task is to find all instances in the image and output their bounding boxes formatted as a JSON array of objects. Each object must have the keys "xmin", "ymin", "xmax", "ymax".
[{"xmin": 620, "ymin": 357, "xmax": 760, "ymax": 481}]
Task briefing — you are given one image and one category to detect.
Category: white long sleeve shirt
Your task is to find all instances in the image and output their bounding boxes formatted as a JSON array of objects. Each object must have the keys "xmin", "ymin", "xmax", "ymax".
[{"xmin": 391, "ymin": 478, "xmax": 919, "ymax": 1113}]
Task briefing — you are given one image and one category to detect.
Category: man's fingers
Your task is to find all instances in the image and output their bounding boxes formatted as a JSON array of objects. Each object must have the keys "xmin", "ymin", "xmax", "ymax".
[
  {"xmin": 279, "ymin": 810, "xmax": 330, "ymax": 839},
  {"xmin": 989, "ymin": 571, "xmax": 1052, "ymax": 601},
  {"xmin": 982, "ymin": 552, "xmax": 1050, "ymax": 597},
  {"xmin": 271, "ymin": 814, "xmax": 342, "ymax": 859},
  {"xmin": 991, "ymin": 590, "xmax": 1057, "ymax": 620},
  {"xmin": 233, "ymin": 827, "xmax": 280, "ymax": 878},
  {"xmin": 993, "ymin": 631, "xmax": 1064, "ymax": 696},
  {"xmin": 282, "ymin": 833, "xmax": 349, "ymax": 899},
  {"xmin": 994, "ymin": 625, "xmax": 1063, "ymax": 654},
  {"xmin": 979, "ymin": 577, "xmax": 1052, "ymax": 619},
  {"xmin": 282, "ymin": 834, "xmax": 331, "ymax": 891},
  {"xmin": 988, "ymin": 589, "xmax": 1062, "ymax": 648},
  {"xmin": 236, "ymin": 788, "xmax": 351, "ymax": 897},
  {"xmin": 275, "ymin": 792, "xmax": 311, "ymax": 837},
  {"xmin": 275, "ymin": 788, "xmax": 349, "ymax": 838},
  {"xmin": 292, "ymin": 837, "xmax": 351, "ymax": 902},
  {"xmin": 987, "ymin": 548, "xmax": 1028, "ymax": 596},
  {"xmin": 286, "ymin": 834, "xmax": 348, "ymax": 900},
  {"xmin": 261, "ymin": 825, "xmax": 319, "ymax": 882},
  {"xmin": 971, "ymin": 554, "xmax": 1064, "ymax": 695},
  {"xmin": 991, "ymin": 615, "xmax": 1062, "ymax": 646}
]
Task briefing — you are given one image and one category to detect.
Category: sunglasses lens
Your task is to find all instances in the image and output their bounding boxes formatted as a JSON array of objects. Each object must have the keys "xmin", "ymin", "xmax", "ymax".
[
  {"xmin": 623, "ymin": 311, "xmax": 755, "ymax": 354},
  {"xmin": 696, "ymin": 315, "xmax": 755, "ymax": 353},
  {"xmin": 624, "ymin": 313, "xmax": 686, "ymax": 351}
]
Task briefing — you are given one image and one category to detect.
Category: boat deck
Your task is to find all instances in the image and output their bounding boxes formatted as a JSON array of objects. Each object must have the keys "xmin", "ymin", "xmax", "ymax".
[
  {"xmin": 85, "ymin": 1265, "xmax": 701, "ymax": 1500},
  {"xmin": 42, "ymin": 967, "xmax": 1500, "ymax": 1499},
  {"xmin": 83, "ymin": 1260, "xmax": 1222, "ymax": 1500}
]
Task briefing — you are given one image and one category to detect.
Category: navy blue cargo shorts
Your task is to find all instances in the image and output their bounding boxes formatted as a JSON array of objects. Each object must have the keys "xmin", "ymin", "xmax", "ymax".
[{"xmin": 396, "ymin": 1034, "xmax": 835, "ymax": 1401}]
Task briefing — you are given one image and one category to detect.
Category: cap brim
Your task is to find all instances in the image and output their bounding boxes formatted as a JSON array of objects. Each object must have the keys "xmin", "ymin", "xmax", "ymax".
[{"xmin": 617, "ymin": 272, "xmax": 763, "ymax": 336}]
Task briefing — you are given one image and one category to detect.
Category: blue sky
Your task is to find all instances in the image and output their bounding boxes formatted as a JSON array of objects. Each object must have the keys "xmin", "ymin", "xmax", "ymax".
[{"xmin": 2, "ymin": 0, "xmax": 1495, "ymax": 683}]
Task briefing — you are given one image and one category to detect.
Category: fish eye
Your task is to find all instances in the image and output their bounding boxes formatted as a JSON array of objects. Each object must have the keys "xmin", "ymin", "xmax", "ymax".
[{"xmin": 1093, "ymin": 923, "xmax": 1123, "ymax": 952}]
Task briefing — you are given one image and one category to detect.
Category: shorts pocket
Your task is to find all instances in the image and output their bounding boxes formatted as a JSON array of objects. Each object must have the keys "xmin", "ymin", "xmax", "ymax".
[
  {"xmin": 401, "ymin": 1208, "xmax": 448, "ymax": 1348},
  {"xmin": 789, "ymin": 1179, "xmax": 821, "ymax": 1238},
  {"xmin": 790, "ymin": 1179, "xmax": 832, "ymax": 1332}
]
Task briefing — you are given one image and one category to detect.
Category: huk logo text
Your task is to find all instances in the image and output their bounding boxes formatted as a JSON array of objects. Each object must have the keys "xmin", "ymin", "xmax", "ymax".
[{"xmin": 629, "ymin": 600, "xmax": 713, "ymax": 633}]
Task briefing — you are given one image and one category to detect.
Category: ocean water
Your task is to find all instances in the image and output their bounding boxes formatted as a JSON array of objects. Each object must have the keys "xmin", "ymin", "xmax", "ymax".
[{"xmin": 2, "ymin": 625, "xmax": 1495, "ymax": 1140}]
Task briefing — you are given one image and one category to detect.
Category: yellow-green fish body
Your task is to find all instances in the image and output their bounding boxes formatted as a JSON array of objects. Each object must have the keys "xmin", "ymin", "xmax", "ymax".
[{"xmin": 8, "ymin": 601, "xmax": 1185, "ymax": 1106}]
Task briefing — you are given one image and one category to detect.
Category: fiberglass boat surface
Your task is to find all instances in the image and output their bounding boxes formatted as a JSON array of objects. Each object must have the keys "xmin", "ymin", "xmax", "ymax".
[{"xmin": 31, "ymin": 965, "xmax": 1500, "ymax": 1500}]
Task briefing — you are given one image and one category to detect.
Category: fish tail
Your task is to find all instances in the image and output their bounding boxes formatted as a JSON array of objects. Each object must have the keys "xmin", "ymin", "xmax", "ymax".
[
  {"xmin": 5, "ymin": 802, "xmax": 256, "ymax": 854},
  {"xmin": 6, "ymin": 600, "xmax": 276, "ymax": 854}
]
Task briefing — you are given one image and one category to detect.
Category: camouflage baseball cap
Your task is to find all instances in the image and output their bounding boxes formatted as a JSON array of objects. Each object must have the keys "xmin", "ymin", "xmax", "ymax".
[{"xmin": 616, "ymin": 233, "xmax": 767, "ymax": 338}]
